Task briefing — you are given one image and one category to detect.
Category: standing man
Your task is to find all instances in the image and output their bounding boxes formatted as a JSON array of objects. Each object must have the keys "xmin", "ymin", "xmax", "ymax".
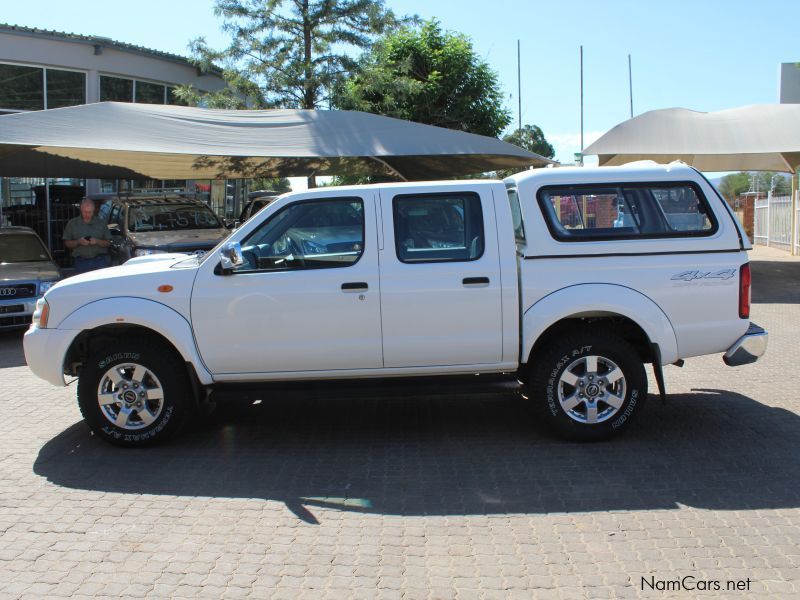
[{"xmin": 63, "ymin": 198, "xmax": 111, "ymax": 273}]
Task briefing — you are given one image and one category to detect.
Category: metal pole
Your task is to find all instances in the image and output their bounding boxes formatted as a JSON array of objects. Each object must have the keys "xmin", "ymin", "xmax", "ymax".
[
  {"xmin": 791, "ymin": 167, "xmax": 798, "ymax": 255},
  {"xmin": 580, "ymin": 46, "xmax": 584, "ymax": 165},
  {"xmin": 45, "ymin": 177, "xmax": 52, "ymax": 251},
  {"xmin": 517, "ymin": 39, "xmax": 522, "ymax": 133},
  {"xmin": 766, "ymin": 186, "xmax": 770, "ymax": 248},
  {"xmin": 628, "ymin": 54, "xmax": 633, "ymax": 118}
]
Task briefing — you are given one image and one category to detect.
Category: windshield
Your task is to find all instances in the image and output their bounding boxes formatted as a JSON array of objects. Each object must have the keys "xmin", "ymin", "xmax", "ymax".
[
  {"xmin": 0, "ymin": 233, "xmax": 51, "ymax": 263},
  {"xmin": 128, "ymin": 204, "xmax": 222, "ymax": 232}
]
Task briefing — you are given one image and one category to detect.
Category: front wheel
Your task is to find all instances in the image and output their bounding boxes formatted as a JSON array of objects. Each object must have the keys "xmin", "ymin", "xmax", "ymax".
[
  {"xmin": 77, "ymin": 338, "xmax": 190, "ymax": 447},
  {"xmin": 526, "ymin": 329, "xmax": 648, "ymax": 441}
]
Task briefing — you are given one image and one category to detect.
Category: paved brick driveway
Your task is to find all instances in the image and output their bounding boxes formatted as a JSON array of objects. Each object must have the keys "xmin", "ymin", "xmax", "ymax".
[{"xmin": 1, "ymin": 253, "xmax": 799, "ymax": 599}]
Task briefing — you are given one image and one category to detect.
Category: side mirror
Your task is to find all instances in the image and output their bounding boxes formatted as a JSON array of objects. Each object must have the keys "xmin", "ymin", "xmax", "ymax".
[
  {"xmin": 109, "ymin": 225, "xmax": 123, "ymax": 236},
  {"xmin": 219, "ymin": 241, "xmax": 244, "ymax": 272}
]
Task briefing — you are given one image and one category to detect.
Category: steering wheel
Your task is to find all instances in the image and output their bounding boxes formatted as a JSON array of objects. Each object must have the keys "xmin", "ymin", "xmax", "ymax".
[{"xmin": 286, "ymin": 235, "xmax": 306, "ymax": 268}]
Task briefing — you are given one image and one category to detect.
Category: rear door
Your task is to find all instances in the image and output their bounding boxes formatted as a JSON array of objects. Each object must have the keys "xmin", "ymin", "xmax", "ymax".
[{"xmin": 378, "ymin": 184, "xmax": 503, "ymax": 367}]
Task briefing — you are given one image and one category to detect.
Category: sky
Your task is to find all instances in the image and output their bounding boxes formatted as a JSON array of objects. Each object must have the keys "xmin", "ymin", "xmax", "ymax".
[{"xmin": 3, "ymin": 0, "xmax": 800, "ymax": 166}]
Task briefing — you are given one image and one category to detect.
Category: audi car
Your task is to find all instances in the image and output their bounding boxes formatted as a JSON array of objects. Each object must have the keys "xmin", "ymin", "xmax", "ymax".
[{"xmin": 0, "ymin": 227, "xmax": 61, "ymax": 330}]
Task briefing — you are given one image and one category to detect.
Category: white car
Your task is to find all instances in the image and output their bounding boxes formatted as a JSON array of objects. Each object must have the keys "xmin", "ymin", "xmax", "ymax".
[{"xmin": 24, "ymin": 163, "xmax": 767, "ymax": 446}]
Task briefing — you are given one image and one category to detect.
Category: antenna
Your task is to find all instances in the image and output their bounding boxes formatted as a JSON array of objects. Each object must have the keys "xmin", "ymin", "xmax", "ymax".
[{"xmin": 628, "ymin": 54, "xmax": 633, "ymax": 118}]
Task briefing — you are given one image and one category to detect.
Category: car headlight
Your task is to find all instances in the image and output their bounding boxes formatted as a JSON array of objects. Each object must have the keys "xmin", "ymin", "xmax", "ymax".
[
  {"xmin": 134, "ymin": 248, "xmax": 166, "ymax": 257},
  {"xmin": 32, "ymin": 298, "xmax": 49, "ymax": 329},
  {"xmin": 39, "ymin": 281, "xmax": 56, "ymax": 295}
]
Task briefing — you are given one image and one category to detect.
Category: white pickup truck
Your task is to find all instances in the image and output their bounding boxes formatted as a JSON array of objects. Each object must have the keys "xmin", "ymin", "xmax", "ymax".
[{"xmin": 24, "ymin": 163, "xmax": 767, "ymax": 446}]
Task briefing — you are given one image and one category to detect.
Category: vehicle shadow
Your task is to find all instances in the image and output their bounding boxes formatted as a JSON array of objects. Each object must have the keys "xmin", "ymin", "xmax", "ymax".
[
  {"xmin": 33, "ymin": 385, "xmax": 800, "ymax": 522},
  {"xmin": 751, "ymin": 258, "xmax": 800, "ymax": 304},
  {"xmin": 0, "ymin": 329, "xmax": 27, "ymax": 368}
]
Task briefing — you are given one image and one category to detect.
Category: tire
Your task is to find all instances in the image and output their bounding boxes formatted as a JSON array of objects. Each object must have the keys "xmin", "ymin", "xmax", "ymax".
[
  {"xmin": 77, "ymin": 337, "xmax": 190, "ymax": 447},
  {"xmin": 527, "ymin": 328, "xmax": 648, "ymax": 441}
]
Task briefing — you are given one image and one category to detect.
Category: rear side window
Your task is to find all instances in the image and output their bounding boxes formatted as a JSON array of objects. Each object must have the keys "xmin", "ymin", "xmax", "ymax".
[
  {"xmin": 393, "ymin": 192, "xmax": 484, "ymax": 263},
  {"xmin": 538, "ymin": 182, "xmax": 716, "ymax": 241}
]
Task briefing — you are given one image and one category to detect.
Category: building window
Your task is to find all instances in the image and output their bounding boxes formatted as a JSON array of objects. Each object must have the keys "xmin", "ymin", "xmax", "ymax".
[
  {"xmin": 135, "ymin": 80, "xmax": 166, "ymax": 104},
  {"xmin": 100, "ymin": 75, "xmax": 133, "ymax": 102},
  {"xmin": 0, "ymin": 64, "xmax": 86, "ymax": 111},
  {"xmin": 46, "ymin": 69, "xmax": 86, "ymax": 108},
  {"xmin": 0, "ymin": 64, "xmax": 44, "ymax": 111}
]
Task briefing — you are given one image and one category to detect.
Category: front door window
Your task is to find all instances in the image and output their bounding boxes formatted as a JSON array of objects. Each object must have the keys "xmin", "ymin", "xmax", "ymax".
[{"xmin": 234, "ymin": 198, "xmax": 365, "ymax": 272}]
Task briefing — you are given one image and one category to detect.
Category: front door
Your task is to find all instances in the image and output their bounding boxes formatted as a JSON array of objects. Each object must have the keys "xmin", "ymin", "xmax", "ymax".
[
  {"xmin": 191, "ymin": 192, "xmax": 383, "ymax": 375},
  {"xmin": 378, "ymin": 186, "xmax": 503, "ymax": 368}
]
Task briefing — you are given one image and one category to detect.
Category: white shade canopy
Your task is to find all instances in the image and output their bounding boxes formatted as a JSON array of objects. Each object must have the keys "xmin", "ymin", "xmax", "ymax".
[
  {"xmin": 584, "ymin": 104, "xmax": 800, "ymax": 173},
  {"xmin": 0, "ymin": 102, "xmax": 552, "ymax": 180}
]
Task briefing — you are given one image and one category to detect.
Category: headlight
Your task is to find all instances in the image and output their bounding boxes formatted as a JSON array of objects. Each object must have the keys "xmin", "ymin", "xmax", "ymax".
[
  {"xmin": 134, "ymin": 248, "xmax": 166, "ymax": 257},
  {"xmin": 39, "ymin": 281, "xmax": 56, "ymax": 295},
  {"xmin": 32, "ymin": 298, "xmax": 49, "ymax": 329}
]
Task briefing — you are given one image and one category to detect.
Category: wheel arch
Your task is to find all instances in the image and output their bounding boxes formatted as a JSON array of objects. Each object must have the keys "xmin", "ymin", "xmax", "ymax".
[
  {"xmin": 60, "ymin": 297, "xmax": 213, "ymax": 386},
  {"xmin": 520, "ymin": 284, "xmax": 678, "ymax": 372}
]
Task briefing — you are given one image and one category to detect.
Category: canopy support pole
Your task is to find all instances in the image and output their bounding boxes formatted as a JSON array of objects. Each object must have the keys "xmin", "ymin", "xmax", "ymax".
[
  {"xmin": 45, "ymin": 177, "xmax": 52, "ymax": 251},
  {"xmin": 791, "ymin": 168, "xmax": 798, "ymax": 256}
]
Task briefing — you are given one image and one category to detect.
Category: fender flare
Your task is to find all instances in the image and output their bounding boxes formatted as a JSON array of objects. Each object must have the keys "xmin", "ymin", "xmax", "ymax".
[
  {"xmin": 521, "ymin": 284, "xmax": 679, "ymax": 365},
  {"xmin": 59, "ymin": 297, "xmax": 214, "ymax": 385}
]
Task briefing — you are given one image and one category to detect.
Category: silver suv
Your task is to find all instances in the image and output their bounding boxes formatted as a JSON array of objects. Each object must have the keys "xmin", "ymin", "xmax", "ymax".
[{"xmin": 0, "ymin": 227, "xmax": 61, "ymax": 330}]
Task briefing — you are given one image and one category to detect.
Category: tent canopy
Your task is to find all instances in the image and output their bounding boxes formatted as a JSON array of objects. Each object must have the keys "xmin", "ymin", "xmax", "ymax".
[
  {"xmin": 0, "ymin": 102, "xmax": 552, "ymax": 180},
  {"xmin": 584, "ymin": 104, "xmax": 800, "ymax": 173}
]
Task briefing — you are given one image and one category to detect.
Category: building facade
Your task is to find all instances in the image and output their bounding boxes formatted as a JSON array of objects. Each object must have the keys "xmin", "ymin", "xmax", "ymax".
[{"xmin": 0, "ymin": 24, "xmax": 246, "ymax": 262}]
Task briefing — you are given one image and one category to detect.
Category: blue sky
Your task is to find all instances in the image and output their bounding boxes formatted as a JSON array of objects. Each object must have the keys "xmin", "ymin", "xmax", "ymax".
[{"xmin": 4, "ymin": 0, "xmax": 799, "ymax": 164}]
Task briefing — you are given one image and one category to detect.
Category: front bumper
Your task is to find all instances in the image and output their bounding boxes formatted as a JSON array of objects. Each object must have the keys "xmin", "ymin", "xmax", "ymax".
[
  {"xmin": 23, "ymin": 326, "xmax": 78, "ymax": 386},
  {"xmin": 723, "ymin": 323, "xmax": 768, "ymax": 366},
  {"xmin": 0, "ymin": 298, "xmax": 36, "ymax": 329}
]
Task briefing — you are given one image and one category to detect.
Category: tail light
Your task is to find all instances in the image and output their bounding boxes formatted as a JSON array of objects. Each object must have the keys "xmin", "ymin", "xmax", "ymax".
[{"xmin": 739, "ymin": 263, "xmax": 751, "ymax": 319}]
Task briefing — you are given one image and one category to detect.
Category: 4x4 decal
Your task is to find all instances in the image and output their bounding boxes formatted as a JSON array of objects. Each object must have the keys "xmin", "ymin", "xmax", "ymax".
[{"xmin": 671, "ymin": 269, "xmax": 736, "ymax": 282}]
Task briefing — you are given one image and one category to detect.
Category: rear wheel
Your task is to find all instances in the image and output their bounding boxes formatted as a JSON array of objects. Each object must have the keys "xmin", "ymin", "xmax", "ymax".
[
  {"xmin": 77, "ymin": 338, "xmax": 190, "ymax": 447},
  {"xmin": 527, "ymin": 329, "xmax": 647, "ymax": 441}
]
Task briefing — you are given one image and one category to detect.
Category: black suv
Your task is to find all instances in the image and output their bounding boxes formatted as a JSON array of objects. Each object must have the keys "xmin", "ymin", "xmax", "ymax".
[{"xmin": 98, "ymin": 195, "xmax": 229, "ymax": 265}]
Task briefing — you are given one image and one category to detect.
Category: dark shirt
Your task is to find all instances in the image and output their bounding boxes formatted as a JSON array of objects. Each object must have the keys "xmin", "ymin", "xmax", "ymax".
[{"xmin": 62, "ymin": 216, "xmax": 111, "ymax": 259}]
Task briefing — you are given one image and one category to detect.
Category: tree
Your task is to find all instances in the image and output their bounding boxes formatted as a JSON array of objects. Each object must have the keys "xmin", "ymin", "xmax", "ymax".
[
  {"xmin": 179, "ymin": 0, "xmax": 397, "ymax": 109},
  {"xmin": 718, "ymin": 171, "xmax": 791, "ymax": 201},
  {"xmin": 250, "ymin": 176, "xmax": 291, "ymax": 192},
  {"xmin": 717, "ymin": 172, "xmax": 751, "ymax": 201},
  {"xmin": 334, "ymin": 19, "xmax": 511, "ymax": 138},
  {"xmin": 494, "ymin": 124, "xmax": 555, "ymax": 178}
]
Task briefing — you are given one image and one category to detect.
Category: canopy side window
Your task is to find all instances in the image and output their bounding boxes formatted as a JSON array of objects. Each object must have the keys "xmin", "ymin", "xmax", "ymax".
[{"xmin": 537, "ymin": 181, "xmax": 717, "ymax": 241}]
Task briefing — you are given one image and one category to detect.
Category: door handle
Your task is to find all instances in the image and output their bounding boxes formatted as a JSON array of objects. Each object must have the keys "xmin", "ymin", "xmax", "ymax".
[
  {"xmin": 462, "ymin": 277, "xmax": 490, "ymax": 286},
  {"xmin": 341, "ymin": 282, "xmax": 369, "ymax": 292}
]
